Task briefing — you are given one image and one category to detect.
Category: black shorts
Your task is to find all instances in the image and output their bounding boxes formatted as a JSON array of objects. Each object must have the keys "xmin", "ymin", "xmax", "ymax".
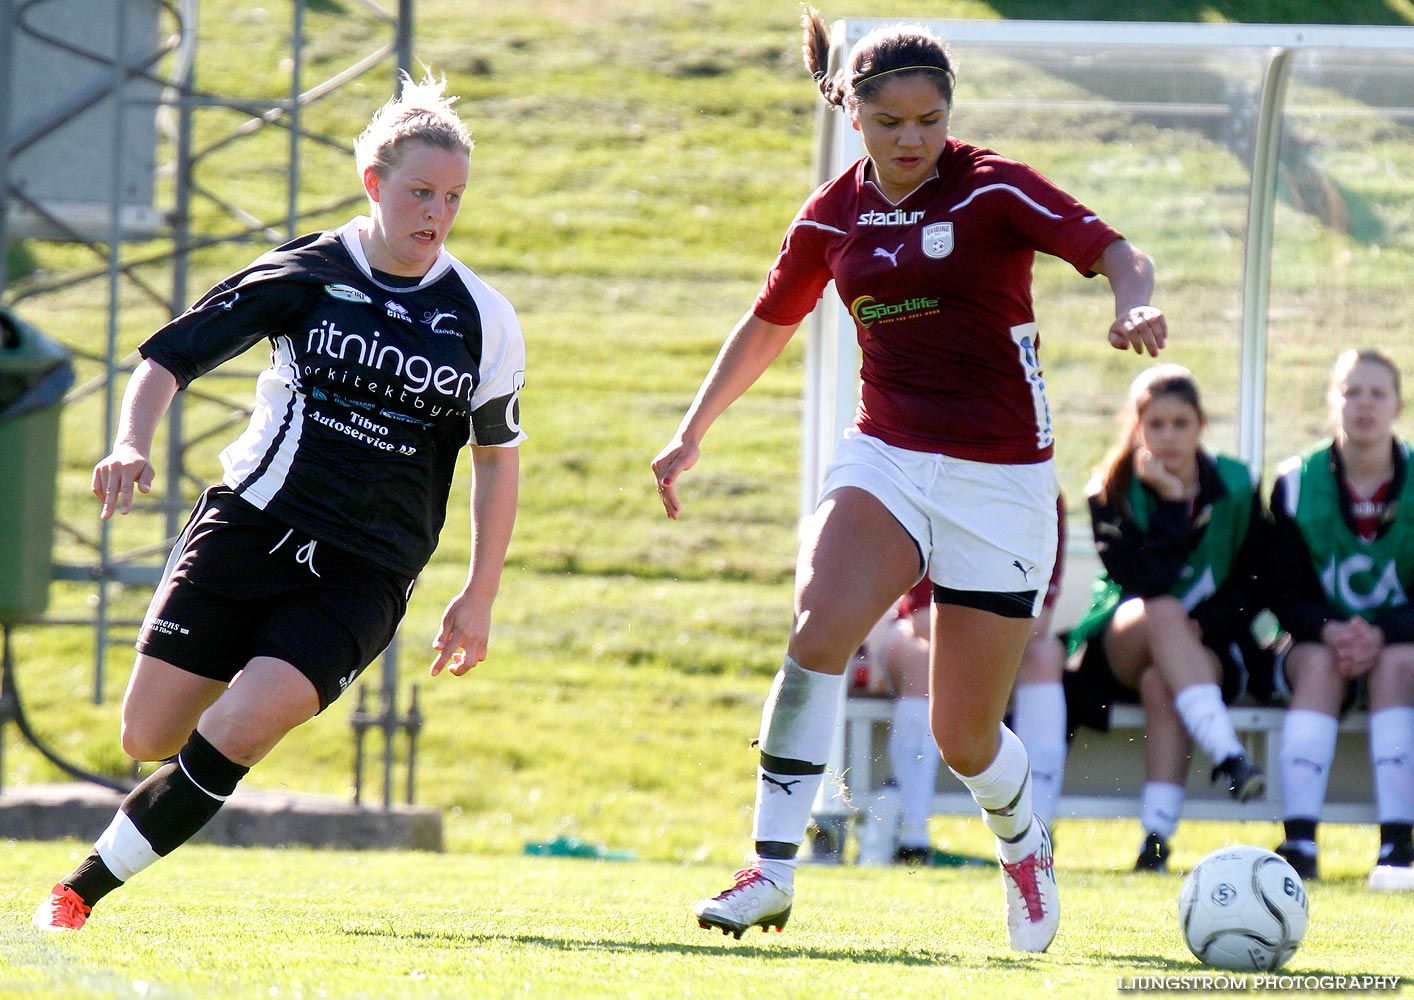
[
  {"xmin": 1061, "ymin": 629, "xmax": 1254, "ymax": 739},
  {"xmin": 137, "ymin": 486, "xmax": 413, "ymax": 711}
]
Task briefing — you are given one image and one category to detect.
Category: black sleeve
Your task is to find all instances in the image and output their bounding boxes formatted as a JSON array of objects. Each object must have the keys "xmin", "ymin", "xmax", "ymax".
[
  {"xmin": 1089, "ymin": 488, "xmax": 1192, "ymax": 597},
  {"xmin": 1191, "ymin": 485, "xmax": 1266, "ymax": 643},
  {"xmin": 139, "ymin": 273, "xmax": 318, "ymax": 389},
  {"xmin": 1371, "ymin": 605, "xmax": 1414, "ymax": 644},
  {"xmin": 1264, "ymin": 475, "xmax": 1341, "ymax": 642}
]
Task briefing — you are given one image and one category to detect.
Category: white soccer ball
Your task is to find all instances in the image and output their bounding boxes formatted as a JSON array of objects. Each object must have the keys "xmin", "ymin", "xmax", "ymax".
[{"xmin": 1178, "ymin": 845, "xmax": 1308, "ymax": 971}]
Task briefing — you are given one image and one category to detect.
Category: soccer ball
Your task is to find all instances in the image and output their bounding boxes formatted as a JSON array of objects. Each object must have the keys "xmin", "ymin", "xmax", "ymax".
[{"xmin": 1178, "ymin": 845, "xmax": 1308, "ymax": 971}]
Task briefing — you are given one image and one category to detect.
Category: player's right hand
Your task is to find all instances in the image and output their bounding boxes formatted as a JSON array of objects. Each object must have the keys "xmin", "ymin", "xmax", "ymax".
[
  {"xmin": 92, "ymin": 446, "xmax": 155, "ymax": 519},
  {"xmin": 1108, "ymin": 305, "xmax": 1167, "ymax": 357}
]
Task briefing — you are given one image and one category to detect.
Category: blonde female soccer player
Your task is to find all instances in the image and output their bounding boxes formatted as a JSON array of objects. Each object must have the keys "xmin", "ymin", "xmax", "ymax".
[
  {"xmin": 1266, "ymin": 349, "xmax": 1414, "ymax": 890},
  {"xmin": 33, "ymin": 72, "xmax": 526, "ymax": 931}
]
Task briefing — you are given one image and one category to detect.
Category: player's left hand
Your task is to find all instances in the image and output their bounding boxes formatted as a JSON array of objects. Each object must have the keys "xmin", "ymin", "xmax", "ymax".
[
  {"xmin": 429, "ymin": 593, "xmax": 492, "ymax": 677},
  {"xmin": 1108, "ymin": 305, "xmax": 1167, "ymax": 357}
]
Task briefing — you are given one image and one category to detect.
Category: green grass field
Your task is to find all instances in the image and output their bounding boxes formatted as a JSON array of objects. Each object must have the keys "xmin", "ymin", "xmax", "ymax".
[
  {"xmin": 4, "ymin": 821, "xmax": 1411, "ymax": 1000},
  {"xmin": 5, "ymin": 0, "xmax": 1414, "ymax": 996}
]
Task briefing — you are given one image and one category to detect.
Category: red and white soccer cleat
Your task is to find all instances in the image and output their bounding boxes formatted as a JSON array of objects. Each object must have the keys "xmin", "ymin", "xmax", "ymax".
[
  {"xmin": 998, "ymin": 820, "xmax": 1059, "ymax": 953},
  {"xmin": 32, "ymin": 884, "xmax": 91, "ymax": 932},
  {"xmin": 693, "ymin": 867, "xmax": 792, "ymax": 939}
]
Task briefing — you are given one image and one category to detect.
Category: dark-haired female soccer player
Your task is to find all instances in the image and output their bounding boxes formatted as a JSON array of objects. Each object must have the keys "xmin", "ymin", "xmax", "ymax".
[
  {"xmin": 1065, "ymin": 365, "xmax": 1267, "ymax": 874},
  {"xmin": 33, "ymin": 72, "xmax": 526, "ymax": 931},
  {"xmin": 651, "ymin": 8, "xmax": 1166, "ymax": 952}
]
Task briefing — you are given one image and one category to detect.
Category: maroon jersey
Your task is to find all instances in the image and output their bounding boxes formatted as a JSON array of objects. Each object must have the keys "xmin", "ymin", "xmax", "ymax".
[{"xmin": 754, "ymin": 140, "xmax": 1121, "ymax": 464}]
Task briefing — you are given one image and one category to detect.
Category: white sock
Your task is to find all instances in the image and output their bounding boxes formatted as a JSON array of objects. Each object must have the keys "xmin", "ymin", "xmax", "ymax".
[
  {"xmin": 951, "ymin": 724, "xmax": 1039, "ymax": 862},
  {"xmin": 1139, "ymin": 781, "xmax": 1185, "ymax": 840},
  {"xmin": 1174, "ymin": 683, "xmax": 1245, "ymax": 764},
  {"xmin": 1010, "ymin": 682, "xmax": 1068, "ymax": 825},
  {"xmin": 889, "ymin": 696, "xmax": 938, "ymax": 848},
  {"xmin": 1370, "ymin": 707, "xmax": 1414, "ymax": 825},
  {"xmin": 1279, "ymin": 708, "xmax": 1338, "ymax": 822},
  {"xmin": 751, "ymin": 656, "xmax": 845, "ymax": 885}
]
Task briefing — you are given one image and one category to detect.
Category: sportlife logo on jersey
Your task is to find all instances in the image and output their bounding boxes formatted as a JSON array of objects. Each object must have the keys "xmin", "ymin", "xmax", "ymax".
[
  {"xmin": 325, "ymin": 283, "xmax": 372, "ymax": 304},
  {"xmin": 857, "ymin": 208, "xmax": 925, "ymax": 226},
  {"xmin": 850, "ymin": 294, "xmax": 942, "ymax": 328},
  {"xmin": 922, "ymin": 222, "xmax": 953, "ymax": 259}
]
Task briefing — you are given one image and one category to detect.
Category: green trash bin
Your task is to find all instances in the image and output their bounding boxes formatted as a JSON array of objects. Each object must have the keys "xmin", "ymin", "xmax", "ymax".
[{"xmin": 0, "ymin": 307, "xmax": 75, "ymax": 623}]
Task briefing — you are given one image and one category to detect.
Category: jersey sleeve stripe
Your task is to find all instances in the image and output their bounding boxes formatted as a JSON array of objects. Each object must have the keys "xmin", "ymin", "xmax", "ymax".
[
  {"xmin": 791, "ymin": 219, "xmax": 849, "ymax": 237},
  {"xmin": 949, "ymin": 183, "xmax": 1064, "ymax": 219}
]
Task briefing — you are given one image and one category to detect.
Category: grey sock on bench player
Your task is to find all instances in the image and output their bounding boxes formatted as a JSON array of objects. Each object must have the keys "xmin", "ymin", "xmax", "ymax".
[
  {"xmin": 1174, "ymin": 683, "xmax": 1245, "ymax": 764},
  {"xmin": 1279, "ymin": 709, "xmax": 1337, "ymax": 822},
  {"xmin": 1371, "ymin": 708, "xmax": 1414, "ymax": 830}
]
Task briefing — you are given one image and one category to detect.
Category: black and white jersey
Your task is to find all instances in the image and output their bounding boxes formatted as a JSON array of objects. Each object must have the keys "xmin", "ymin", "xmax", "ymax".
[{"xmin": 140, "ymin": 217, "xmax": 526, "ymax": 577}]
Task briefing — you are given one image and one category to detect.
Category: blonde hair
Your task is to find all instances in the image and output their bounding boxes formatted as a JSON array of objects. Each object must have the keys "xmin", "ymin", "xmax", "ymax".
[{"xmin": 354, "ymin": 70, "xmax": 473, "ymax": 178}]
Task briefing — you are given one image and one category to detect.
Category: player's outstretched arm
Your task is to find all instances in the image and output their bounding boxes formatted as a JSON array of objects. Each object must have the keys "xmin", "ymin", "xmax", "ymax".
[
  {"xmin": 652, "ymin": 311, "xmax": 798, "ymax": 519},
  {"xmin": 430, "ymin": 444, "xmax": 519, "ymax": 677},
  {"xmin": 1094, "ymin": 239, "xmax": 1167, "ymax": 357},
  {"xmin": 93, "ymin": 358, "xmax": 179, "ymax": 519}
]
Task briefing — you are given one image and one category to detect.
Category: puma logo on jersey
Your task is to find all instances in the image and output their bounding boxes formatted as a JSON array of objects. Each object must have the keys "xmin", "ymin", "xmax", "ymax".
[
  {"xmin": 873, "ymin": 243, "xmax": 904, "ymax": 267},
  {"xmin": 761, "ymin": 775, "xmax": 802, "ymax": 795},
  {"xmin": 1013, "ymin": 560, "xmax": 1034, "ymax": 582}
]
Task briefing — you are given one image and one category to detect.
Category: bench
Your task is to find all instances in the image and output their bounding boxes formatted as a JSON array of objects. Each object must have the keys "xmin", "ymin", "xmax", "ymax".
[
  {"xmin": 813, "ymin": 532, "xmax": 1378, "ymax": 832},
  {"xmin": 829, "ymin": 694, "xmax": 1375, "ymax": 824}
]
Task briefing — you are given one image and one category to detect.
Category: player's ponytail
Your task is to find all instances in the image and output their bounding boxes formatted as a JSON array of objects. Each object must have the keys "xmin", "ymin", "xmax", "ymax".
[
  {"xmin": 801, "ymin": 6, "xmax": 848, "ymax": 110},
  {"xmin": 802, "ymin": 7, "xmax": 956, "ymax": 112}
]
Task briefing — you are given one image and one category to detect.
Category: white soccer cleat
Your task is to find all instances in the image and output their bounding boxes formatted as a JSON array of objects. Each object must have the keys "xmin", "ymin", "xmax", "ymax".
[
  {"xmin": 998, "ymin": 820, "xmax": 1059, "ymax": 953},
  {"xmin": 1368, "ymin": 863, "xmax": 1414, "ymax": 892},
  {"xmin": 694, "ymin": 867, "xmax": 793, "ymax": 939}
]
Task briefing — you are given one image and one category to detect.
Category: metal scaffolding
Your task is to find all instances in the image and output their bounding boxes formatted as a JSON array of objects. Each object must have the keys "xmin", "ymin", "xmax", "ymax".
[{"xmin": 1, "ymin": 0, "xmax": 419, "ymax": 807}]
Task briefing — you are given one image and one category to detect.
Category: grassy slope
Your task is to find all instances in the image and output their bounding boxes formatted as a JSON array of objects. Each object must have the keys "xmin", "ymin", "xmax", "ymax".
[{"xmin": 4, "ymin": 0, "xmax": 1413, "ymax": 872}]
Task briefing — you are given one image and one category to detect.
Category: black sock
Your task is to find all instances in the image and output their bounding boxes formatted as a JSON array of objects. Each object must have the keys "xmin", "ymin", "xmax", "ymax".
[
  {"xmin": 120, "ymin": 730, "xmax": 249, "ymax": 855},
  {"xmin": 62, "ymin": 853, "xmax": 124, "ymax": 907},
  {"xmin": 77, "ymin": 730, "xmax": 249, "ymax": 902},
  {"xmin": 1283, "ymin": 818, "xmax": 1318, "ymax": 845},
  {"xmin": 1378, "ymin": 822, "xmax": 1414, "ymax": 864}
]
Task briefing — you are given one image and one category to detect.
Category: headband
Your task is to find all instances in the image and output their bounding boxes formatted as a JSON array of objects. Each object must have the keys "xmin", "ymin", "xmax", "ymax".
[{"xmin": 854, "ymin": 64, "xmax": 950, "ymax": 87}]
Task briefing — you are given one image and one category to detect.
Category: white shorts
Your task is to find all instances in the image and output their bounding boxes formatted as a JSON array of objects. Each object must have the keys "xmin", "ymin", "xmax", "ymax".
[{"xmin": 817, "ymin": 430, "xmax": 1059, "ymax": 618}]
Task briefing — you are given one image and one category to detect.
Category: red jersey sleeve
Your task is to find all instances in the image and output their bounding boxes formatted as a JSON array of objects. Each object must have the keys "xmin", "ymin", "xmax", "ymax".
[{"xmin": 751, "ymin": 190, "xmax": 841, "ymax": 327}]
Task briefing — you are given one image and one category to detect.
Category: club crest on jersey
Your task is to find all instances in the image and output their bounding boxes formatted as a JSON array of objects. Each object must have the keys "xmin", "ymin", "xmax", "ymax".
[
  {"xmin": 922, "ymin": 222, "xmax": 954, "ymax": 259},
  {"xmin": 324, "ymin": 283, "xmax": 372, "ymax": 304},
  {"xmin": 384, "ymin": 300, "xmax": 413, "ymax": 324}
]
